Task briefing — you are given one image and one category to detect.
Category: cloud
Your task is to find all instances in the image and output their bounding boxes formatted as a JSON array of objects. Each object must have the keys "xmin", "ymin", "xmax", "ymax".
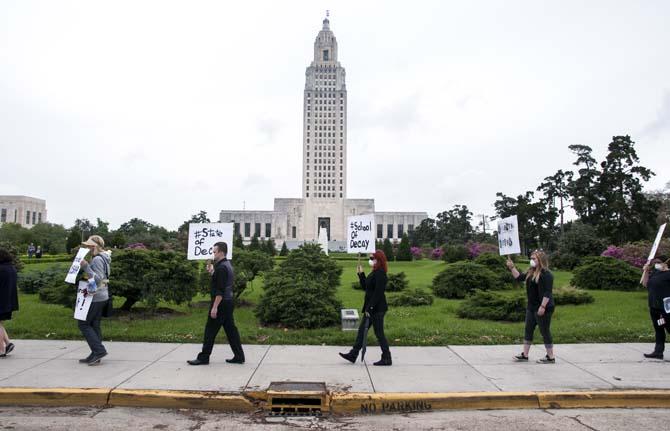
[{"xmin": 641, "ymin": 90, "xmax": 670, "ymax": 138}]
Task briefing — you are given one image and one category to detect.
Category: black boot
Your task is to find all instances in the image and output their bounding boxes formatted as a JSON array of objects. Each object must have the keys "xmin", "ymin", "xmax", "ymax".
[
  {"xmin": 339, "ymin": 349, "xmax": 358, "ymax": 363},
  {"xmin": 373, "ymin": 352, "xmax": 392, "ymax": 366}
]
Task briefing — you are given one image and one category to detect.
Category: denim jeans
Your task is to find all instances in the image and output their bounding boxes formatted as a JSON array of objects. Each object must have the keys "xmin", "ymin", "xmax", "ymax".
[{"xmin": 77, "ymin": 300, "xmax": 107, "ymax": 355}]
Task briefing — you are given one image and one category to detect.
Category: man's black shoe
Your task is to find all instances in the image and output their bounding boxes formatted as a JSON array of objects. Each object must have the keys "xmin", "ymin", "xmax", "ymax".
[
  {"xmin": 339, "ymin": 351, "xmax": 357, "ymax": 363},
  {"xmin": 225, "ymin": 357, "xmax": 245, "ymax": 364},
  {"xmin": 187, "ymin": 358, "xmax": 209, "ymax": 365},
  {"xmin": 79, "ymin": 353, "xmax": 94, "ymax": 363},
  {"xmin": 87, "ymin": 351, "xmax": 107, "ymax": 366},
  {"xmin": 644, "ymin": 352, "xmax": 664, "ymax": 359}
]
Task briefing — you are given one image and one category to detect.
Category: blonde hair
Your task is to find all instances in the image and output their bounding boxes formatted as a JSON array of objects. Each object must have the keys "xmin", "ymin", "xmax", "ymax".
[{"xmin": 527, "ymin": 250, "xmax": 549, "ymax": 283}]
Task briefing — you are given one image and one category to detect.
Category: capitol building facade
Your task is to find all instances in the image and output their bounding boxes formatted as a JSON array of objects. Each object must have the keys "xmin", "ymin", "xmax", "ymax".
[{"xmin": 219, "ymin": 17, "xmax": 427, "ymax": 251}]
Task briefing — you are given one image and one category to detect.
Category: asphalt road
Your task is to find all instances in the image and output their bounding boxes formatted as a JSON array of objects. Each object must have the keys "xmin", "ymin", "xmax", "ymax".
[{"xmin": 1, "ymin": 406, "xmax": 669, "ymax": 430}]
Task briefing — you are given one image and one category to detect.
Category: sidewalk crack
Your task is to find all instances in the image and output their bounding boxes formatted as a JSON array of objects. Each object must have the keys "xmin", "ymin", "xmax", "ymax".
[
  {"xmin": 568, "ymin": 414, "xmax": 600, "ymax": 431},
  {"xmin": 557, "ymin": 356, "xmax": 616, "ymax": 389},
  {"xmin": 242, "ymin": 344, "xmax": 272, "ymax": 391},
  {"xmin": 446, "ymin": 346, "xmax": 503, "ymax": 391},
  {"xmin": 363, "ymin": 359, "xmax": 376, "ymax": 393}
]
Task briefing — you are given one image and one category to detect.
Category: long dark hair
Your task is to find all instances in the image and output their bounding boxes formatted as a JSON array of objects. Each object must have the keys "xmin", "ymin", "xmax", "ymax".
[
  {"xmin": 372, "ymin": 250, "xmax": 388, "ymax": 273},
  {"xmin": 0, "ymin": 248, "xmax": 14, "ymax": 264}
]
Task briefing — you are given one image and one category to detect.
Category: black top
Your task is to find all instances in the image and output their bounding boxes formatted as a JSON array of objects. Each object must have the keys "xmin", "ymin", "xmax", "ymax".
[
  {"xmin": 359, "ymin": 269, "xmax": 388, "ymax": 314},
  {"xmin": 647, "ymin": 270, "xmax": 670, "ymax": 310},
  {"xmin": 0, "ymin": 263, "xmax": 18, "ymax": 314},
  {"xmin": 516, "ymin": 269, "xmax": 554, "ymax": 311},
  {"xmin": 211, "ymin": 258, "xmax": 234, "ymax": 301}
]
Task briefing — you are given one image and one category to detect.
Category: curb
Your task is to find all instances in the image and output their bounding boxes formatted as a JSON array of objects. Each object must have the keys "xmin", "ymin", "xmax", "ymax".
[{"xmin": 1, "ymin": 388, "xmax": 669, "ymax": 413}]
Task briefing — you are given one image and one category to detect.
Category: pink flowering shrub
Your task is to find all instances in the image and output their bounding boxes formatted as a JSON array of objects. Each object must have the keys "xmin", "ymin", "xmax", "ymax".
[
  {"xmin": 431, "ymin": 248, "xmax": 444, "ymax": 260},
  {"xmin": 467, "ymin": 242, "xmax": 499, "ymax": 259},
  {"xmin": 410, "ymin": 246, "xmax": 423, "ymax": 260},
  {"xmin": 126, "ymin": 243, "xmax": 148, "ymax": 250},
  {"xmin": 601, "ymin": 245, "xmax": 624, "ymax": 260},
  {"xmin": 601, "ymin": 240, "xmax": 670, "ymax": 268}
]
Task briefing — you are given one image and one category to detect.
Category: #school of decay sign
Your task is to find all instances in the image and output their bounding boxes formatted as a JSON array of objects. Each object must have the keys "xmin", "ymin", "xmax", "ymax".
[
  {"xmin": 187, "ymin": 223, "xmax": 234, "ymax": 260},
  {"xmin": 347, "ymin": 214, "xmax": 376, "ymax": 254}
]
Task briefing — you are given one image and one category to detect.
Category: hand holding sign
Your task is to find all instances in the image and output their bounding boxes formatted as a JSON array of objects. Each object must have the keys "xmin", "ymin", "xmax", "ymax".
[
  {"xmin": 347, "ymin": 214, "xmax": 375, "ymax": 254},
  {"xmin": 65, "ymin": 248, "xmax": 90, "ymax": 284}
]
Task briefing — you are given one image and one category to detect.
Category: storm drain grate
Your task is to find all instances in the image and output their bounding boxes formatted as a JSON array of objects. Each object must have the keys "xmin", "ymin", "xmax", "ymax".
[{"xmin": 266, "ymin": 382, "xmax": 328, "ymax": 416}]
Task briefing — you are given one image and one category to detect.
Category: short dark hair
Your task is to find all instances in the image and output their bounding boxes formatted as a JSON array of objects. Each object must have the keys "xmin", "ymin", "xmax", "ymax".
[
  {"xmin": 0, "ymin": 249, "xmax": 14, "ymax": 264},
  {"xmin": 213, "ymin": 242, "xmax": 228, "ymax": 256}
]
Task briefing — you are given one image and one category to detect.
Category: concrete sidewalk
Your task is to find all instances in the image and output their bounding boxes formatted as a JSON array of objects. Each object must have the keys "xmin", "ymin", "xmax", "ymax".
[{"xmin": 1, "ymin": 340, "xmax": 669, "ymax": 412}]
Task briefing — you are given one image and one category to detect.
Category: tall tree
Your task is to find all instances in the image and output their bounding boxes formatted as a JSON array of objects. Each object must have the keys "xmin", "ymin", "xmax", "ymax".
[
  {"xmin": 435, "ymin": 205, "xmax": 473, "ymax": 245},
  {"xmin": 413, "ymin": 218, "xmax": 437, "ymax": 247},
  {"xmin": 494, "ymin": 191, "xmax": 547, "ymax": 254},
  {"xmin": 537, "ymin": 169, "xmax": 573, "ymax": 231},
  {"xmin": 595, "ymin": 135, "xmax": 658, "ymax": 244},
  {"xmin": 567, "ymin": 145, "xmax": 600, "ymax": 223}
]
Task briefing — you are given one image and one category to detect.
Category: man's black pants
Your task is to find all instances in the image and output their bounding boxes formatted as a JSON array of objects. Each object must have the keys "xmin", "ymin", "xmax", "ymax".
[
  {"xmin": 649, "ymin": 307, "xmax": 670, "ymax": 354},
  {"xmin": 198, "ymin": 299, "xmax": 244, "ymax": 361}
]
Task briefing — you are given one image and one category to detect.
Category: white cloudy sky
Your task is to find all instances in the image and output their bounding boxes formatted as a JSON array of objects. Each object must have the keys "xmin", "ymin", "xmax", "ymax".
[{"xmin": 1, "ymin": 0, "xmax": 669, "ymax": 230}]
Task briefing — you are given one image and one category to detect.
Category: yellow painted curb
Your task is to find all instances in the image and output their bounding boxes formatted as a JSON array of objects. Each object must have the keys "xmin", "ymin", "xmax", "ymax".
[
  {"xmin": 109, "ymin": 389, "xmax": 256, "ymax": 411},
  {"xmin": 330, "ymin": 392, "xmax": 540, "ymax": 414},
  {"xmin": 0, "ymin": 388, "xmax": 110, "ymax": 407},
  {"xmin": 538, "ymin": 390, "xmax": 670, "ymax": 409}
]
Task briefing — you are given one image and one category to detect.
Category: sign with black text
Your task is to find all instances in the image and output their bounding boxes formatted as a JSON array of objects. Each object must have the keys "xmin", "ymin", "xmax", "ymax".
[
  {"xmin": 497, "ymin": 215, "xmax": 521, "ymax": 256},
  {"xmin": 187, "ymin": 223, "xmax": 234, "ymax": 260},
  {"xmin": 347, "ymin": 214, "xmax": 375, "ymax": 254}
]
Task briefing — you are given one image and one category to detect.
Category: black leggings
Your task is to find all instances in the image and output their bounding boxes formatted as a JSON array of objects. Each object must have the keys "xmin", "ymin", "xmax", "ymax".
[
  {"xmin": 524, "ymin": 308, "xmax": 553, "ymax": 348},
  {"xmin": 353, "ymin": 311, "xmax": 390, "ymax": 356}
]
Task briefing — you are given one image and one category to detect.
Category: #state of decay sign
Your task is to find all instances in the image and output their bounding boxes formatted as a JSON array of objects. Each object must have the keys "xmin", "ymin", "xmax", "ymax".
[{"xmin": 187, "ymin": 223, "xmax": 234, "ymax": 260}]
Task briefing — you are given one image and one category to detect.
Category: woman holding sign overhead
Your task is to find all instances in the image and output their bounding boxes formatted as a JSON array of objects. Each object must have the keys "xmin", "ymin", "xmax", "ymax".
[
  {"xmin": 78, "ymin": 235, "xmax": 112, "ymax": 366},
  {"xmin": 339, "ymin": 250, "xmax": 392, "ymax": 366},
  {"xmin": 506, "ymin": 250, "xmax": 556, "ymax": 364}
]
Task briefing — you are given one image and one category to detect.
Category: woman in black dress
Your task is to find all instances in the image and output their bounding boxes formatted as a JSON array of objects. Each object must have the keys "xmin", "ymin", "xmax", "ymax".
[{"xmin": 0, "ymin": 248, "xmax": 18, "ymax": 357}]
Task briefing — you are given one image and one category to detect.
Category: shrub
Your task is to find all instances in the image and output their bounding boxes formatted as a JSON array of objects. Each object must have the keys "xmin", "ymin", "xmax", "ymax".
[
  {"xmin": 410, "ymin": 246, "xmax": 423, "ymax": 260},
  {"xmin": 553, "ymin": 286, "xmax": 595, "ymax": 305},
  {"xmin": 17, "ymin": 267, "xmax": 63, "ymax": 294},
  {"xmin": 395, "ymin": 234, "xmax": 412, "ymax": 261},
  {"xmin": 110, "ymin": 250, "xmax": 199, "ymax": 310},
  {"xmin": 442, "ymin": 244, "xmax": 469, "ymax": 263},
  {"xmin": 467, "ymin": 242, "xmax": 499, "ymax": 259},
  {"xmin": 256, "ymin": 243, "xmax": 342, "ymax": 329},
  {"xmin": 432, "ymin": 261, "xmax": 502, "ymax": 299},
  {"xmin": 457, "ymin": 290, "xmax": 526, "ymax": 321},
  {"xmin": 556, "ymin": 222, "xmax": 606, "ymax": 257},
  {"xmin": 387, "ymin": 272, "xmax": 409, "ymax": 292},
  {"xmin": 604, "ymin": 240, "xmax": 670, "ymax": 268},
  {"xmin": 382, "ymin": 238, "xmax": 394, "ymax": 261},
  {"xmin": 571, "ymin": 256, "xmax": 641, "ymax": 291},
  {"xmin": 473, "ymin": 252, "xmax": 514, "ymax": 284},
  {"xmin": 279, "ymin": 242, "xmax": 289, "ymax": 256},
  {"xmin": 388, "ymin": 289, "xmax": 434, "ymax": 307},
  {"xmin": 256, "ymin": 272, "xmax": 342, "ymax": 329},
  {"xmin": 430, "ymin": 248, "xmax": 444, "ymax": 260},
  {"xmin": 39, "ymin": 280, "xmax": 77, "ymax": 308},
  {"xmin": 549, "ymin": 250, "xmax": 582, "ymax": 270}
]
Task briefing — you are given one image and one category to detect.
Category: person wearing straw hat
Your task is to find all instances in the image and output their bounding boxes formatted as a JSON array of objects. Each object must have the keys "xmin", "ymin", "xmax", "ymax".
[
  {"xmin": 641, "ymin": 255, "xmax": 670, "ymax": 359},
  {"xmin": 78, "ymin": 235, "xmax": 112, "ymax": 366}
]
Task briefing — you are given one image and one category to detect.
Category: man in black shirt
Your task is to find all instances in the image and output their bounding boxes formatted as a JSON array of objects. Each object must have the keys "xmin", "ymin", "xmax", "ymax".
[{"xmin": 188, "ymin": 242, "xmax": 245, "ymax": 365}]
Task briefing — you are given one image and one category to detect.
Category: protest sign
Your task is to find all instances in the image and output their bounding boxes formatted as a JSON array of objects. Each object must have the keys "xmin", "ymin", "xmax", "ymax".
[
  {"xmin": 497, "ymin": 215, "xmax": 521, "ymax": 256},
  {"xmin": 74, "ymin": 281, "xmax": 93, "ymax": 321},
  {"xmin": 347, "ymin": 214, "xmax": 375, "ymax": 254},
  {"xmin": 65, "ymin": 248, "xmax": 90, "ymax": 284},
  {"xmin": 187, "ymin": 223, "xmax": 234, "ymax": 260},
  {"xmin": 647, "ymin": 223, "xmax": 667, "ymax": 261}
]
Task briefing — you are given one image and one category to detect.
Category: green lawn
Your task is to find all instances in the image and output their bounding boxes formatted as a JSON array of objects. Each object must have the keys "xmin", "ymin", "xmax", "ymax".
[{"xmin": 7, "ymin": 259, "xmax": 654, "ymax": 346}]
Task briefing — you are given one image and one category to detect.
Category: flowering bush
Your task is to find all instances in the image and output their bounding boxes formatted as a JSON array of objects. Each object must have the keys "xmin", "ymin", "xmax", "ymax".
[
  {"xmin": 126, "ymin": 243, "xmax": 148, "ymax": 250},
  {"xmin": 431, "ymin": 248, "xmax": 444, "ymax": 260},
  {"xmin": 601, "ymin": 240, "xmax": 670, "ymax": 268},
  {"xmin": 601, "ymin": 245, "xmax": 624, "ymax": 260},
  {"xmin": 467, "ymin": 242, "xmax": 499, "ymax": 259},
  {"xmin": 410, "ymin": 246, "xmax": 423, "ymax": 260}
]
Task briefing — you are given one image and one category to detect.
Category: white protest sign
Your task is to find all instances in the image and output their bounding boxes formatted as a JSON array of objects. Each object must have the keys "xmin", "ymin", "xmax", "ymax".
[
  {"xmin": 497, "ymin": 215, "xmax": 521, "ymax": 256},
  {"xmin": 647, "ymin": 223, "xmax": 667, "ymax": 261},
  {"xmin": 65, "ymin": 248, "xmax": 90, "ymax": 284},
  {"xmin": 347, "ymin": 214, "xmax": 375, "ymax": 254},
  {"xmin": 187, "ymin": 223, "xmax": 234, "ymax": 260},
  {"xmin": 74, "ymin": 281, "xmax": 93, "ymax": 321}
]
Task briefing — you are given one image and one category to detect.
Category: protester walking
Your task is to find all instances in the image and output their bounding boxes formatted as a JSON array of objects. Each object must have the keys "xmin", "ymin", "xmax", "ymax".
[
  {"xmin": 188, "ymin": 242, "xmax": 245, "ymax": 365},
  {"xmin": 506, "ymin": 250, "xmax": 556, "ymax": 363},
  {"xmin": 0, "ymin": 248, "xmax": 19, "ymax": 358},
  {"xmin": 339, "ymin": 250, "xmax": 392, "ymax": 366},
  {"xmin": 78, "ymin": 235, "xmax": 112, "ymax": 365},
  {"xmin": 641, "ymin": 255, "xmax": 670, "ymax": 359}
]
